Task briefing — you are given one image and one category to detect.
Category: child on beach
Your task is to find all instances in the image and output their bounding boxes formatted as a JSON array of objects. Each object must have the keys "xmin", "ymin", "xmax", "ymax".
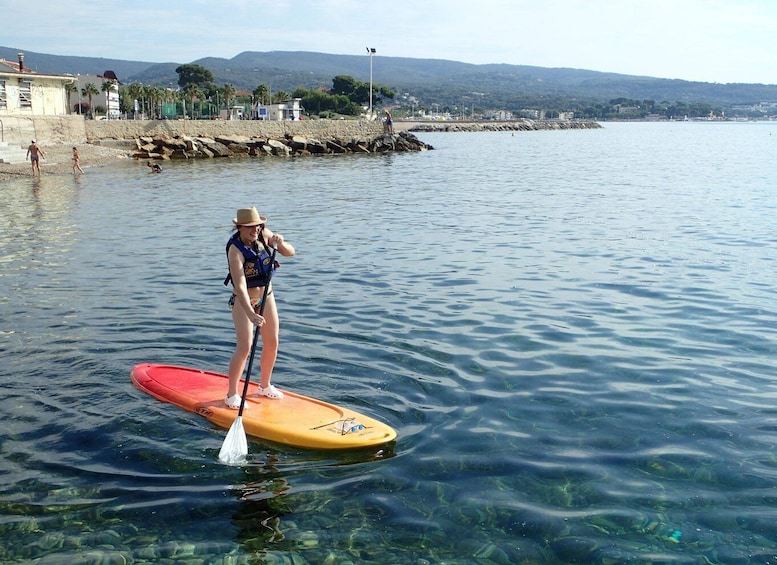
[{"xmin": 72, "ymin": 147, "xmax": 84, "ymax": 174}]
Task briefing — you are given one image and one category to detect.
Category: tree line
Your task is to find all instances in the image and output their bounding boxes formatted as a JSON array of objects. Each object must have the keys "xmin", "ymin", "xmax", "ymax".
[
  {"xmin": 90, "ymin": 62, "xmax": 753, "ymax": 121},
  {"xmin": 109, "ymin": 64, "xmax": 397, "ymax": 119},
  {"xmin": 64, "ymin": 79, "xmax": 117, "ymax": 118},
  {"xmin": 571, "ymin": 98, "xmax": 723, "ymax": 120}
]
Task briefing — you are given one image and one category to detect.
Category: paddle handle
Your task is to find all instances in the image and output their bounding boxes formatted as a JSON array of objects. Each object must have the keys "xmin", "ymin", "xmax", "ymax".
[{"xmin": 237, "ymin": 247, "xmax": 277, "ymax": 415}]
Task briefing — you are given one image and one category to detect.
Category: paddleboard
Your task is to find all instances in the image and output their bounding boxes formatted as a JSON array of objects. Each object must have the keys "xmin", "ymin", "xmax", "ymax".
[{"xmin": 130, "ymin": 363, "xmax": 397, "ymax": 450}]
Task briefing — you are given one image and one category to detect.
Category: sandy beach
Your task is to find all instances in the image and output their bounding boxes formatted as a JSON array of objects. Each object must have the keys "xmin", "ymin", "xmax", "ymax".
[{"xmin": 0, "ymin": 143, "xmax": 133, "ymax": 182}]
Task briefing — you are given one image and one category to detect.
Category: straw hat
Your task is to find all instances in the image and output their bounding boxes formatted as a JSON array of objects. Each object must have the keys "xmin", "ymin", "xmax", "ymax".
[{"xmin": 233, "ymin": 207, "xmax": 267, "ymax": 226}]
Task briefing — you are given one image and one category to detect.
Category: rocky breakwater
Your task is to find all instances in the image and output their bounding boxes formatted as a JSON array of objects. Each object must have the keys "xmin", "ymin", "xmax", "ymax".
[
  {"xmin": 408, "ymin": 119, "xmax": 601, "ymax": 133},
  {"xmin": 133, "ymin": 130, "xmax": 433, "ymax": 161}
]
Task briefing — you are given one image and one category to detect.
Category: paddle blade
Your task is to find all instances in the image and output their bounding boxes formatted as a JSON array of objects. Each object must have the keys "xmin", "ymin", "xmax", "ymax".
[{"xmin": 219, "ymin": 416, "xmax": 248, "ymax": 465}]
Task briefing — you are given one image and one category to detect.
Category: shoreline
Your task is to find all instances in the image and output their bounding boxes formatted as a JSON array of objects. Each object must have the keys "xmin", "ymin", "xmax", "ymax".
[
  {"xmin": 0, "ymin": 144, "xmax": 133, "ymax": 182},
  {"xmin": 0, "ymin": 118, "xmax": 601, "ymax": 182}
]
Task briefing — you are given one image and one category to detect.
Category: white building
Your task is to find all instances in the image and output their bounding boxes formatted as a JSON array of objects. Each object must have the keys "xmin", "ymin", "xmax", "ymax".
[
  {"xmin": 485, "ymin": 110, "xmax": 514, "ymax": 121},
  {"xmin": 251, "ymin": 98, "xmax": 302, "ymax": 121},
  {"xmin": 0, "ymin": 52, "xmax": 74, "ymax": 116},
  {"xmin": 72, "ymin": 71, "xmax": 121, "ymax": 118}
]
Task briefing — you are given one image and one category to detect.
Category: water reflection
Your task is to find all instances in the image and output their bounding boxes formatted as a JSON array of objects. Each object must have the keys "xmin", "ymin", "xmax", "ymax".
[{"xmin": 230, "ymin": 454, "xmax": 292, "ymax": 547}]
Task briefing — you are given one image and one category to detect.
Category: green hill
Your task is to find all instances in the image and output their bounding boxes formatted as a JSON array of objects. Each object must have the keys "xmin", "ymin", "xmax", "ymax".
[
  {"xmin": 0, "ymin": 46, "xmax": 157, "ymax": 80},
  {"xmin": 3, "ymin": 47, "xmax": 776, "ymax": 112}
]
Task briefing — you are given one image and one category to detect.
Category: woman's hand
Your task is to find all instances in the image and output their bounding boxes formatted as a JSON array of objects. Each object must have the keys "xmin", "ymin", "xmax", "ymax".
[
  {"xmin": 249, "ymin": 312, "xmax": 266, "ymax": 327},
  {"xmin": 270, "ymin": 233, "xmax": 284, "ymax": 248}
]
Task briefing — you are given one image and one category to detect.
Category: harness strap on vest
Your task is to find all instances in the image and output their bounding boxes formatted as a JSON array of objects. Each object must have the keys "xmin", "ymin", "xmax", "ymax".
[{"xmin": 224, "ymin": 232, "xmax": 279, "ymax": 286}]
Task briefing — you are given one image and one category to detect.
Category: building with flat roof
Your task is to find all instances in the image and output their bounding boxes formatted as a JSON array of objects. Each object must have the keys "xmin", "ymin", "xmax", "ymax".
[
  {"xmin": 0, "ymin": 52, "xmax": 74, "ymax": 117},
  {"xmin": 71, "ymin": 71, "xmax": 120, "ymax": 118},
  {"xmin": 251, "ymin": 98, "xmax": 303, "ymax": 121}
]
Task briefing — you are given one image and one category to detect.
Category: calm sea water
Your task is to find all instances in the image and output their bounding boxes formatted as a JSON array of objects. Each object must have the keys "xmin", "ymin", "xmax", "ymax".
[{"xmin": 2, "ymin": 121, "xmax": 777, "ymax": 564}]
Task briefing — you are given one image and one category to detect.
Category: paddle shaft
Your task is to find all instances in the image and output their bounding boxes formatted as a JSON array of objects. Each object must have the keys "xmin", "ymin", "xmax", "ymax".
[{"xmin": 236, "ymin": 246, "xmax": 277, "ymax": 415}]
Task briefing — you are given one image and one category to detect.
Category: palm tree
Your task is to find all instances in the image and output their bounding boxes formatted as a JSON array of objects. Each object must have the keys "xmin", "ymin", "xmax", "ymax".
[
  {"xmin": 272, "ymin": 91, "xmax": 291, "ymax": 104},
  {"xmin": 127, "ymin": 82, "xmax": 143, "ymax": 118},
  {"xmin": 183, "ymin": 84, "xmax": 202, "ymax": 119},
  {"xmin": 253, "ymin": 84, "xmax": 269, "ymax": 105},
  {"xmin": 205, "ymin": 84, "xmax": 223, "ymax": 117},
  {"xmin": 81, "ymin": 83, "xmax": 100, "ymax": 119},
  {"xmin": 222, "ymin": 83, "xmax": 236, "ymax": 114},
  {"xmin": 117, "ymin": 84, "xmax": 134, "ymax": 116},
  {"xmin": 154, "ymin": 87, "xmax": 166, "ymax": 118},
  {"xmin": 143, "ymin": 85, "xmax": 165, "ymax": 119},
  {"xmin": 164, "ymin": 87, "xmax": 179, "ymax": 118},
  {"xmin": 141, "ymin": 84, "xmax": 156, "ymax": 118},
  {"xmin": 160, "ymin": 88, "xmax": 171, "ymax": 117},
  {"xmin": 65, "ymin": 82, "xmax": 79, "ymax": 114},
  {"xmin": 101, "ymin": 80, "xmax": 117, "ymax": 118}
]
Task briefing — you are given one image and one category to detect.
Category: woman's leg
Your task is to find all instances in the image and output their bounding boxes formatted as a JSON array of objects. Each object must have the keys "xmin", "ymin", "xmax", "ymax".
[
  {"xmin": 258, "ymin": 293, "xmax": 280, "ymax": 388},
  {"xmin": 228, "ymin": 305, "xmax": 254, "ymax": 398}
]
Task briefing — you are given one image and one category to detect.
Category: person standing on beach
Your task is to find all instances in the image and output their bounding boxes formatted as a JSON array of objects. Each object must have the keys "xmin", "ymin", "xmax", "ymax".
[
  {"xmin": 72, "ymin": 147, "xmax": 84, "ymax": 174},
  {"xmin": 224, "ymin": 207, "xmax": 295, "ymax": 408},
  {"xmin": 26, "ymin": 140, "xmax": 45, "ymax": 176}
]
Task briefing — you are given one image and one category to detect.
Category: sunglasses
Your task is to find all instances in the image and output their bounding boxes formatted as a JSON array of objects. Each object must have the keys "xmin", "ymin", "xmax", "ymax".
[{"xmin": 240, "ymin": 224, "xmax": 265, "ymax": 230}]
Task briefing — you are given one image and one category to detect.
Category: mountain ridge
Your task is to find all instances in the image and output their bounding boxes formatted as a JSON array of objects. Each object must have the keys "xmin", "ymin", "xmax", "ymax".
[{"xmin": 2, "ymin": 46, "xmax": 776, "ymax": 111}]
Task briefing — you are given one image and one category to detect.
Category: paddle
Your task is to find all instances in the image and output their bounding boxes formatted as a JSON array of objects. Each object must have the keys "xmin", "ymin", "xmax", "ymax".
[{"xmin": 219, "ymin": 246, "xmax": 277, "ymax": 465}]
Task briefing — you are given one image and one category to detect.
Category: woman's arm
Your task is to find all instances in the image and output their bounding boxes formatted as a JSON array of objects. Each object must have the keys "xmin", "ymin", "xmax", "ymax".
[{"xmin": 264, "ymin": 228, "xmax": 295, "ymax": 257}]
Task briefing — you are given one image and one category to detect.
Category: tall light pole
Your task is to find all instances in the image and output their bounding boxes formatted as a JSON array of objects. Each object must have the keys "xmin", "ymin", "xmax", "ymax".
[{"xmin": 366, "ymin": 47, "xmax": 376, "ymax": 119}]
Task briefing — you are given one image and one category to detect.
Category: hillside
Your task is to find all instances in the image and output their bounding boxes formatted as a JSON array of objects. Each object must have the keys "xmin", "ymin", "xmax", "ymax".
[
  {"xmin": 0, "ymin": 46, "xmax": 157, "ymax": 80},
  {"xmin": 3, "ymin": 47, "xmax": 776, "ymax": 111}
]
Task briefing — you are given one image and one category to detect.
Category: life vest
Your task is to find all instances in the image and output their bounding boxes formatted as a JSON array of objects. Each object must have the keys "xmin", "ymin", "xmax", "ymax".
[{"xmin": 223, "ymin": 232, "xmax": 278, "ymax": 288}]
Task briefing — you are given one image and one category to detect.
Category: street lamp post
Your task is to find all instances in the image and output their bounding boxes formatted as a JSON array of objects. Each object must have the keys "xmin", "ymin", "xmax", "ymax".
[{"xmin": 366, "ymin": 47, "xmax": 376, "ymax": 119}]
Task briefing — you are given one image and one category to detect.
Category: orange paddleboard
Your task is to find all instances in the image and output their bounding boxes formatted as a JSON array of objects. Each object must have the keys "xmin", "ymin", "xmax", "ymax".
[{"xmin": 130, "ymin": 363, "xmax": 397, "ymax": 450}]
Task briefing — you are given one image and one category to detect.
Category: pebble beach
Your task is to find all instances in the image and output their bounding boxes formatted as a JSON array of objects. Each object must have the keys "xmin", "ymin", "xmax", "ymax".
[{"xmin": 0, "ymin": 144, "xmax": 133, "ymax": 182}]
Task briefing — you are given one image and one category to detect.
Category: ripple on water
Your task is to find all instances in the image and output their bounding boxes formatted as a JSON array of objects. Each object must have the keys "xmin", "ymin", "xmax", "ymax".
[{"xmin": 3, "ymin": 125, "xmax": 777, "ymax": 562}]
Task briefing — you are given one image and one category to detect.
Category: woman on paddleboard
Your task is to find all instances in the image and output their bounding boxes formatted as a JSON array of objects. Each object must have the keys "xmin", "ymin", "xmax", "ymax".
[{"xmin": 225, "ymin": 207, "xmax": 295, "ymax": 408}]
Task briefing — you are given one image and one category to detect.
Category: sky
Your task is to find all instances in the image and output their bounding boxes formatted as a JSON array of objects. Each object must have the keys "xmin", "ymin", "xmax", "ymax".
[{"xmin": 2, "ymin": 0, "xmax": 776, "ymax": 85}]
